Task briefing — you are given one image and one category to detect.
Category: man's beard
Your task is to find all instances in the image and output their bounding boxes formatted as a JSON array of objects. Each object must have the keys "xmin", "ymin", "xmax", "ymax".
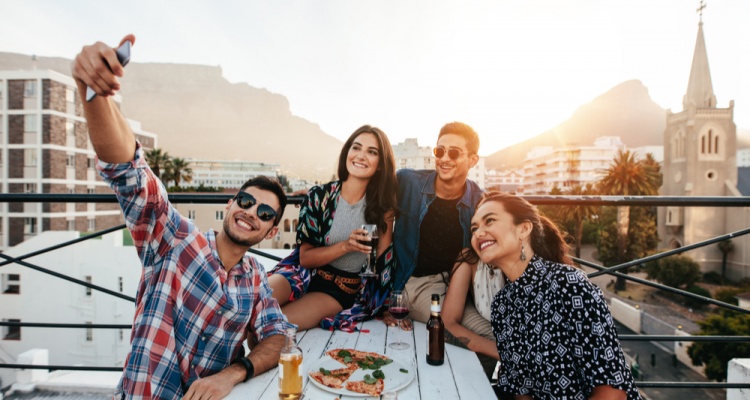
[{"xmin": 223, "ymin": 218, "xmax": 261, "ymax": 247}]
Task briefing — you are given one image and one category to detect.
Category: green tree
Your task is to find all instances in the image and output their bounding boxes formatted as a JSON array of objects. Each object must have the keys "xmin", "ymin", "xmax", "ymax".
[
  {"xmin": 597, "ymin": 206, "xmax": 659, "ymax": 276},
  {"xmin": 597, "ymin": 150, "xmax": 661, "ymax": 291},
  {"xmin": 557, "ymin": 183, "xmax": 598, "ymax": 258},
  {"xmin": 718, "ymin": 239, "xmax": 735, "ymax": 282},
  {"xmin": 645, "ymin": 254, "xmax": 701, "ymax": 289},
  {"xmin": 144, "ymin": 148, "xmax": 171, "ymax": 180},
  {"xmin": 688, "ymin": 312, "xmax": 750, "ymax": 381},
  {"xmin": 164, "ymin": 157, "xmax": 193, "ymax": 189}
]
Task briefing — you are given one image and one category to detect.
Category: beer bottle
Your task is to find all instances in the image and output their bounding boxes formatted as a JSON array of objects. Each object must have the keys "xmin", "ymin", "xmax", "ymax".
[
  {"xmin": 278, "ymin": 327, "xmax": 303, "ymax": 399},
  {"xmin": 426, "ymin": 294, "xmax": 444, "ymax": 366}
]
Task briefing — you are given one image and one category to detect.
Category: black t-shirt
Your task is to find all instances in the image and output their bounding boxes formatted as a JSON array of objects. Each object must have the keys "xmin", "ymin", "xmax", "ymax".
[{"xmin": 413, "ymin": 196, "xmax": 463, "ymax": 278}]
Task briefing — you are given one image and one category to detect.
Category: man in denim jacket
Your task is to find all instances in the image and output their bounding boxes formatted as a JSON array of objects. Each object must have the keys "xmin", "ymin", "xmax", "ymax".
[{"xmin": 389, "ymin": 122, "xmax": 486, "ymax": 327}]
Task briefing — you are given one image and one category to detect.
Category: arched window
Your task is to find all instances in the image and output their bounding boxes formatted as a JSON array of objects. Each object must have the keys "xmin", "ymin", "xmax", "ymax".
[
  {"xmin": 283, "ymin": 219, "xmax": 291, "ymax": 232},
  {"xmin": 283, "ymin": 244, "xmax": 290, "ymax": 249},
  {"xmin": 292, "ymin": 219, "xmax": 298, "ymax": 232},
  {"xmin": 699, "ymin": 129, "xmax": 721, "ymax": 156}
]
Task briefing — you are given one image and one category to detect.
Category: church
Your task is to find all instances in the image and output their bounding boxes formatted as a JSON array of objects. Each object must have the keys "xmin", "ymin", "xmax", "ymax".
[{"xmin": 657, "ymin": 11, "xmax": 749, "ymax": 281}]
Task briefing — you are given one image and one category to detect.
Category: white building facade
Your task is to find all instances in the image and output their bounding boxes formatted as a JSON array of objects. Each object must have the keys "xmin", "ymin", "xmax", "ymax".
[
  {"xmin": 0, "ymin": 231, "xmax": 140, "ymax": 373},
  {"xmin": 182, "ymin": 159, "xmax": 280, "ymax": 190},
  {"xmin": 520, "ymin": 136, "xmax": 628, "ymax": 195}
]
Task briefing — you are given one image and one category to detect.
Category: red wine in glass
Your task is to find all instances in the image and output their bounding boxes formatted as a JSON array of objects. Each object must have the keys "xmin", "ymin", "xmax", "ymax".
[
  {"xmin": 370, "ymin": 235, "xmax": 379, "ymax": 250},
  {"xmin": 389, "ymin": 306, "xmax": 409, "ymax": 320},
  {"xmin": 357, "ymin": 233, "xmax": 379, "ymax": 249}
]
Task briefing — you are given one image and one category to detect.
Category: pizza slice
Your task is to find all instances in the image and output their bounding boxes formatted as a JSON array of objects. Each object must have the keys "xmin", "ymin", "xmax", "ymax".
[
  {"xmin": 326, "ymin": 348, "xmax": 392, "ymax": 369},
  {"xmin": 308, "ymin": 366, "xmax": 357, "ymax": 389},
  {"xmin": 345, "ymin": 378, "xmax": 385, "ymax": 396}
]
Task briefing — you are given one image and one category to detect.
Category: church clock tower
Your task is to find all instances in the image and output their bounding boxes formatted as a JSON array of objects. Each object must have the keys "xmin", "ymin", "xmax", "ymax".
[{"xmin": 660, "ymin": 2, "xmax": 737, "ymax": 269}]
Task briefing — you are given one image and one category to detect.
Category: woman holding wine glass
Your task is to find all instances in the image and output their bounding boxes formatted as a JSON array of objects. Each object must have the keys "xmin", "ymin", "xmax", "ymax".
[{"xmin": 268, "ymin": 125, "xmax": 398, "ymax": 331}]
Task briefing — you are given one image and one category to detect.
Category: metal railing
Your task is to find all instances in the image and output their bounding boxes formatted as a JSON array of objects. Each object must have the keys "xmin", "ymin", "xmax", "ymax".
[{"xmin": 1, "ymin": 193, "xmax": 750, "ymax": 392}]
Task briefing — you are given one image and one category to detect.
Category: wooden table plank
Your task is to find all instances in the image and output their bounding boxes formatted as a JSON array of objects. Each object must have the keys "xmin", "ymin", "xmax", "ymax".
[
  {"xmin": 412, "ymin": 321, "xmax": 461, "ymax": 399},
  {"xmin": 384, "ymin": 322, "xmax": 420, "ymax": 400},
  {"xmin": 445, "ymin": 343, "xmax": 497, "ymax": 399}
]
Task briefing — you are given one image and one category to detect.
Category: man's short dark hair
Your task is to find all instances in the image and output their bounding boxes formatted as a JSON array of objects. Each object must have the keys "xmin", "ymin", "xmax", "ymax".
[
  {"xmin": 438, "ymin": 121, "xmax": 480, "ymax": 154},
  {"xmin": 239, "ymin": 176, "xmax": 287, "ymax": 226}
]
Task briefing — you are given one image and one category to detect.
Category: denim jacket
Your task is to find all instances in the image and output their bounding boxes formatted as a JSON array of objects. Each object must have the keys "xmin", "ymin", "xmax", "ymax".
[{"xmin": 393, "ymin": 169, "xmax": 484, "ymax": 291}]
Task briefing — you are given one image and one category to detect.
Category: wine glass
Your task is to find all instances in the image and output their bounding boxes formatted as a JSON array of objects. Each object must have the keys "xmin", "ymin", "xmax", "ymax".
[
  {"xmin": 359, "ymin": 224, "xmax": 379, "ymax": 277},
  {"xmin": 388, "ymin": 290, "xmax": 411, "ymax": 349}
]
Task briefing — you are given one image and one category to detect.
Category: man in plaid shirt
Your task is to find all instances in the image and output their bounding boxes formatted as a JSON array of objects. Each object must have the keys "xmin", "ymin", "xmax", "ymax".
[{"xmin": 72, "ymin": 34, "xmax": 293, "ymax": 399}]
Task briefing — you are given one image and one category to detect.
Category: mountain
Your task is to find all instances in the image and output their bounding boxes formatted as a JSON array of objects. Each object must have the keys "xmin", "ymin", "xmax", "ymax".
[
  {"xmin": 486, "ymin": 80, "xmax": 667, "ymax": 169},
  {"xmin": 0, "ymin": 52, "xmax": 342, "ymax": 182}
]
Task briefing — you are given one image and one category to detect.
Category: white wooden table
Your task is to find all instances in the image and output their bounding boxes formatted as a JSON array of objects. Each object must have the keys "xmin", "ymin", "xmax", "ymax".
[{"xmin": 225, "ymin": 319, "xmax": 495, "ymax": 399}]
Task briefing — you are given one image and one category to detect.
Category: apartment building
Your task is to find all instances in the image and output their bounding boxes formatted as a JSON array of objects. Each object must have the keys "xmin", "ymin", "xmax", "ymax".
[
  {"xmin": 0, "ymin": 231, "xmax": 140, "ymax": 372},
  {"xmin": 485, "ymin": 168, "xmax": 524, "ymax": 193},
  {"xmin": 182, "ymin": 159, "xmax": 280, "ymax": 189},
  {"xmin": 0, "ymin": 69, "xmax": 157, "ymax": 250},
  {"xmin": 520, "ymin": 136, "xmax": 627, "ymax": 194}
]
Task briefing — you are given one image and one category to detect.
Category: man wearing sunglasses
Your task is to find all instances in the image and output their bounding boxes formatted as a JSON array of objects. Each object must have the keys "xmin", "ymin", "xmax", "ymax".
[
  {"xmin": 72, "ymin": 34, "xmax": 292, "ymax": 400},
  {"xmin": 389, "ymin": 122, "xmax": 495, "ymax": 376}
]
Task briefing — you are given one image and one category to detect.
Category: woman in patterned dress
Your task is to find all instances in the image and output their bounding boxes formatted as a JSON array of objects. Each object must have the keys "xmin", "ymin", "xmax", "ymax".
[
  {"xmin": 268, "ymin": 125, "xmax": 398, "ymax": 331},
  {"xmin": 470, "ymin": 191, "xmax": 641, "ymax": 400}
]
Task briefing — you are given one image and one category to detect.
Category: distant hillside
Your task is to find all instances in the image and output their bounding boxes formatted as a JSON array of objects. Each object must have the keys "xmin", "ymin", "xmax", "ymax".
[
  {"xmin": 0, "ymin": 52, "xmax": 342, "ymax": 182},
  {"xmin": 486, "ymin": 80, "xmax": 667, "ymax": 169}
]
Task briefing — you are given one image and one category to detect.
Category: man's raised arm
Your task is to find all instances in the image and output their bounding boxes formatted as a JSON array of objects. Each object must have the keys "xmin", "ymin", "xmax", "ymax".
[{"xmin": 71, "ymin": 34, "xmax": 137, "ymax": 163}]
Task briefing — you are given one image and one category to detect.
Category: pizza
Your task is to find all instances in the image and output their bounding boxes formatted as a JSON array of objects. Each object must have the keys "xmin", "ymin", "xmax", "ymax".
[
  {"xmin": 345, "ymin": 378, "xmax": 385, "ymax": 396},
  {"xmin": 308, "ymin": 366, "xmax": 357, "ymax": 389},
  {"xmin": 312, "ymin": 348, "xmax": 400, "ymax": 396},
  {"xmin": 325, "ymin": 348, "xmax": 391, "ymax": 368}
]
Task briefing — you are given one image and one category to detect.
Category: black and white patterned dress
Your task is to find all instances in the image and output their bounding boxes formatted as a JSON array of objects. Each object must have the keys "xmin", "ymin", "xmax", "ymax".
[{"xmin": 490, "ymin": 255, "xmax": 642, "ymax": 400}]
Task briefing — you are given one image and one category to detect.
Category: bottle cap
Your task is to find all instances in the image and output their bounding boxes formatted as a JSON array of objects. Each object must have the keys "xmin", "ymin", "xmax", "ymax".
[{"xmin": 431, "ymin": 294, "xmax": 440, "ymax": 302}]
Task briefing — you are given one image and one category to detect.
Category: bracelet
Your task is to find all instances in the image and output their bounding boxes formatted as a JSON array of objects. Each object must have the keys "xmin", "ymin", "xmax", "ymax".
[{"xmin": 233, "ymin": 357, "xmax": 254, "ymax": 382}]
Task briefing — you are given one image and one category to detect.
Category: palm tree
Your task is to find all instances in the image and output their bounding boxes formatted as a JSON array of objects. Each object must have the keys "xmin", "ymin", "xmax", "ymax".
[
  {"xmin": 557, "ymin": 183, "xmax": 598, "ymax": 259},
  {"xmin": 144, "ymin": 148, "xmax": 171, "ymax": 180},
  {"xmin": 597, "ymin": 150, "xmax": 661, "ymax": 291},
  {"xmin": 167, "ymin": 157, "xmax": 193, "ymax": 189}
]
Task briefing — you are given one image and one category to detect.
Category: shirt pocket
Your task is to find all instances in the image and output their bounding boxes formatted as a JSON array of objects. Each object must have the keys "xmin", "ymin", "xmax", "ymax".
[{"xmin": 221, "ymin": 276, "xmax": 254, "ymax": 333}]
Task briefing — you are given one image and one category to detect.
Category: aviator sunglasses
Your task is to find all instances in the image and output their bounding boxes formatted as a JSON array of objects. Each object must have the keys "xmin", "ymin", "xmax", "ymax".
[
  {"xmin": 233, "ymin": 191, "xmax": 278, "ymax": 222},
  {"xmin": 433, "ymin": 146, "xmax": 468, "ymax": 160}
]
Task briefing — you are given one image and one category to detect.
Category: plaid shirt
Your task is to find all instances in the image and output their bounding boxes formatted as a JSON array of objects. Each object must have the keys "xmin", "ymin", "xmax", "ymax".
[{"xmin": 99, "ymin": 143, "xmax": 291, "ymax": 399}]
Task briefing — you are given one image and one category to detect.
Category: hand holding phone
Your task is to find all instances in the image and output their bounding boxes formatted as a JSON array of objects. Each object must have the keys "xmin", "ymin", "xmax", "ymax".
[{"xmin": 85, "ymin": 40, "xmax": 132, "ymax": 102}]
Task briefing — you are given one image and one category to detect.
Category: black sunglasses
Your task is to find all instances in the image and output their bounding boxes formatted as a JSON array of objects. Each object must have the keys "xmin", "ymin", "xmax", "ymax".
[
  {"xmin": 433, "ymin": 146, "xmax": 468, "ymax": 160},
  {"xmin": 233, "ymin": 191, "xmax": 278, "ymax": 222}
]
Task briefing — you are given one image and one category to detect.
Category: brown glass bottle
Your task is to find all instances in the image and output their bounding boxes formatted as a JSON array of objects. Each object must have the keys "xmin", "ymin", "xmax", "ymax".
[{"xmin": 426, "ymin": 294, "xmax": 444, "ymax": 366}]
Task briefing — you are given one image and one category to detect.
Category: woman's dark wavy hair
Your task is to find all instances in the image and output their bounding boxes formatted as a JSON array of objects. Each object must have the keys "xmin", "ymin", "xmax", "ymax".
[
  {"xmin": 456, "ymin": 191, "xmax": 572, "ymax": 267},
  {"xmin": 336, "ymin": 125, "xmax": 398, "ymax": 233}
]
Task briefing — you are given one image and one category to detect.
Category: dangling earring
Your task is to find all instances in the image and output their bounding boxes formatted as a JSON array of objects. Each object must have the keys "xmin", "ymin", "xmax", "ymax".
[{"xmin": 520, "ymin": 243, "xmax": 527, "ymax": 262}]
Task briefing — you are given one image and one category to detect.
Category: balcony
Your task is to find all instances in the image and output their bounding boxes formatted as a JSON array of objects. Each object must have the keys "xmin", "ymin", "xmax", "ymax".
[{"xmin": 1, "ymin": 193, "xmax": 750, "ymax": 398}]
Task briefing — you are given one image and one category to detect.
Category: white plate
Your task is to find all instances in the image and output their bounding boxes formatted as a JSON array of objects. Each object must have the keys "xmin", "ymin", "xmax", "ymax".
[{"xmin": 307, "ymin": 353, "xmax": 416, "ymax": 397}]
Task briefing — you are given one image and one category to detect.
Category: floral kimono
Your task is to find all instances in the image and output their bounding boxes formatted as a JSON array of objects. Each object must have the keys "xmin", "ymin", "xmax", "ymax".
[{"xmin": 269, "ymin": 181, "xmax": 395, "ymax": 332}]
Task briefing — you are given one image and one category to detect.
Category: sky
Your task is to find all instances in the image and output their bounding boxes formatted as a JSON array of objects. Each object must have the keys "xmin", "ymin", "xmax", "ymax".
[{"xmin": 1, "ymin": 0, "xmax": 749, "ymax": 156}]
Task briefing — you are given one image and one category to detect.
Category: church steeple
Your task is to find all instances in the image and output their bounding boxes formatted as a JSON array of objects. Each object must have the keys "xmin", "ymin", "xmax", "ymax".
[{"xmin": 683, "ymin": 2, "xmax": 716, "ymax": 109}]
